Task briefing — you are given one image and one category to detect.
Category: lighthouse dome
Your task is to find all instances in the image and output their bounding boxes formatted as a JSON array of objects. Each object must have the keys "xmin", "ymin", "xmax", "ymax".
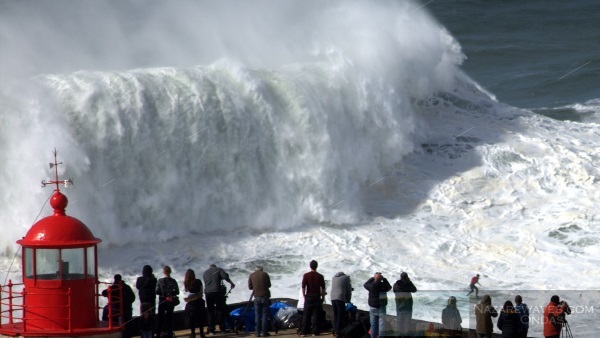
[{"xmin": 17, "ymin": 191, "xmax": 101, "ymax": 247}]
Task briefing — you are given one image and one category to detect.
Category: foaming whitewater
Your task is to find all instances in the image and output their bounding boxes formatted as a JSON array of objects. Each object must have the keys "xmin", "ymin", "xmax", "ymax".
[
  {"xmin": 2, "ymin": 1, "xmax": 600, "ymax": 336},
  {"xmin": 0, "ymin": 1, "xmax": 462, "ymax": 248},
  {"xmin": 542, "ymin": 98, "xmax": 600, "ymax": 122},
  {"xmin": 2, "ymin": 57, "xmax": 431, "ymax": 245}
]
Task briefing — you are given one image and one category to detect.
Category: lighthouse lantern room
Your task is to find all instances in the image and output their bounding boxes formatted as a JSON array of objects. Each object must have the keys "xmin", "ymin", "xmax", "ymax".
[{"xmin": 0, "ymin": 150, "xmax": 122, "ymax": 338}]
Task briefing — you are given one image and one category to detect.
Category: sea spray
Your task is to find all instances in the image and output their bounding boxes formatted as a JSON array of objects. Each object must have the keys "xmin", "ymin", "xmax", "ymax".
[{"xmin": 0, "ymin": 0, "xmax": 465, "ymax": 250}]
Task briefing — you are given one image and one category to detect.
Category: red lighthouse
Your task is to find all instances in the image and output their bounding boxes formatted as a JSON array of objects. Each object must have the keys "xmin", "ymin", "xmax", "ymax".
[{"xmin": 0, "ymin": 150, "xmax": 122, "ymax": 337}]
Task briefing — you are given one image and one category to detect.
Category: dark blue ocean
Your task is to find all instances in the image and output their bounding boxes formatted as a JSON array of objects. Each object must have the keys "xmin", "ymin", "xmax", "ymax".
[{"xmin": 428, "ymin": 0, "xmax": 600, "ymax": 120}]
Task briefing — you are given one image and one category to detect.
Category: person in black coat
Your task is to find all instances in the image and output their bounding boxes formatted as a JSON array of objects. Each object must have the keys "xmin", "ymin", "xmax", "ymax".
[
  {"xmin": 106, "ymin": 274, "xmax": 136, "ymax": 324},
  {"xmin": 156, "ymin": 266, "xmax": 180, "ymax": 338},
  {"xmin": 137, "ymin": 265, "xmax": 158, "ymax": 317},
  {"xmin": 441, "ymin": 296, "xmax": 462, "ymax": 331},
  {"xmin": 140, "ymin": 302, "xmax": 157, "ymax": 338},
  {"xmin": 393, "ymin": 272, "xmax": 417, "ymax": 337},
  {"xmin": 184, "ymin": 269, "xmax": 207, "ymax": 338},
  {"xmin": 497, "ymin": 300, "xmax": 520, "ymax": 338},
  {"xmin": 364, "ymin": 272, "xmax": 392, "ymax": 338},
  {"xmin": 121, "ymin": 276, "xmax": 136, "ymax": 325},
  {"xmin": 106, "ymin": 274, "xmax": 136, "ymax": 338}
]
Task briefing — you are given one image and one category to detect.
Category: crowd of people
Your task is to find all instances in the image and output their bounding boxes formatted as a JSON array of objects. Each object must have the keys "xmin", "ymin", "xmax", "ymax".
[
  {"xmin": 103, "ymin": 263, "xmax": 571, "ymax": 338},
  {"xmin": 102, "ymin": 263, "xmax": 237, "ymax": 338},
  {"xmin": 473, "ymin": 293, "xmax": 571, "ymax": 338},
  {"xmin": 134, "ymin": 264, "xmax": 237, "ymax": 338}
]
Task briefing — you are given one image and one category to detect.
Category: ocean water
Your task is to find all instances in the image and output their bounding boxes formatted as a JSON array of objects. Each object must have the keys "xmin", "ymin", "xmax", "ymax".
[
  {"xmin": 429, "ymin": 0, "xmax": 600, "ymax": 119},
  {"xmin": 1, "ymin": 1, "xmax": 599, "ymax": 336}
]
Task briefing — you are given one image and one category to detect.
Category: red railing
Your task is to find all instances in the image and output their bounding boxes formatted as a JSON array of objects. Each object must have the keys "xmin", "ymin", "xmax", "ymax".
[
  {"xmin": 0, "ymin": 280, "xmax": 24, "ymax": 326},
  {"xmin": 99, "ymin": 281, "xmax": 125, "ymax": 329},
  {"xmin": 0, "ymin": 280, "xmax": 124, "ymax": 331}
]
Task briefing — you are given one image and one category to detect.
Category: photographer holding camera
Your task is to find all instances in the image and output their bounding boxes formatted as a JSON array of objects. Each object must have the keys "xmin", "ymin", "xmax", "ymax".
[
  {"xmin": 543, "ymin": 295, "xmax": 570, "ymax": 338},
  {"xmin": 364, "ymin": 272, "xmax": 392, "ymax": 338},
  {"xmin": 203, "ymin": 264, "xmax": 236, "ymax": 335}
]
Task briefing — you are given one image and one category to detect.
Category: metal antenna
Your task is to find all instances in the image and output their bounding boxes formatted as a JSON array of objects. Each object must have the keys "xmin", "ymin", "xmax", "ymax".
[{"xmin": 41, "ymin": 149, "xmax": 74, "ymax": 191}]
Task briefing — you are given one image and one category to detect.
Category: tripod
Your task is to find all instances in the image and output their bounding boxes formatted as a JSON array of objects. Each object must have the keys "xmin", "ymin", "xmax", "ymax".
[{"xmin": 561, "ymin": 319, "xmax": 573, "ymax": 338}]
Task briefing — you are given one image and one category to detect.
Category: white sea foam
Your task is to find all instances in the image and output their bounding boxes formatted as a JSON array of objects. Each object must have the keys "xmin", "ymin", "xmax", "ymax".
[
  {"xmin": 564, "ymin": 98, "xmax": 600, "ymax": 122},
  {"xmin": 1, "ymin": 1, "xmax": 600, "ymax": 336}
]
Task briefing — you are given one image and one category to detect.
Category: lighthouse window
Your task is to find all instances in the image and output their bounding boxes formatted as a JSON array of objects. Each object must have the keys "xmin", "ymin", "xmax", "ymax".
[
  {"xmin": 35, "ymin": 248, "xmax": 59, "ymax": 280},
  {"xmin": 86, "ymin": 246, "xmax": 95, "ymax": 277},
  {"xmin": 25, "ymin": 247, "xmax": 34, "ymax": 278},
  {"xmin": 61, "ymin": 248, "xmax": 85, "ymax": 280}
]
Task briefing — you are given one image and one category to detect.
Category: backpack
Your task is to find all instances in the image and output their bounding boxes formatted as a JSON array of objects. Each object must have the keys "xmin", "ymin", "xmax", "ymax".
[
  {"xmin": 340, "ymin": 315, "xmax": 369, "ymax": 338},
  {"xmin": 159, "ymin": 277, "xmax": 178, "ymax": 296},
  {"xmin": 158, "ymin": 277, "xmax": 180, "ymax": 306},
  {"xmin": 157, "ymin": 277, "xmax": 180, "ymax": 305}
]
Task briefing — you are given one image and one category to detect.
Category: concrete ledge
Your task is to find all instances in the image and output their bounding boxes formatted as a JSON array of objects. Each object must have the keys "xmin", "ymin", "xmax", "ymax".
[{"xmin": 125, "ymin": 298, "xmax": 512, "ymax": 338}]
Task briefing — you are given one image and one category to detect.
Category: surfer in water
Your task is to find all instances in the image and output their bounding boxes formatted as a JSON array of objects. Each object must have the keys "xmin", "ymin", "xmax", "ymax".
[{"xmin": 466, "ymin": 274, "xmax": 480, "ymax": 298}]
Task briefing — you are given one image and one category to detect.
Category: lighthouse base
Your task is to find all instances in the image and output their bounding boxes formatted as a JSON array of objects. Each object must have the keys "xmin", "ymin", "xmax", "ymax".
[{"xmin": 0, "ymin": 322, "xmax": 122, "ymax": 338}]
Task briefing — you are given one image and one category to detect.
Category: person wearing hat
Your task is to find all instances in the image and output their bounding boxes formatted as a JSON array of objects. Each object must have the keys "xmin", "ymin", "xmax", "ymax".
[
  {"xmin": 248, "ymin": 266, "xmax": 272, "ymax": 337},
  {"xmin": 136, "ymin": 265, "xmax": 158, "ymax": 319},
  {"xmin": 330, "ymin": 271, "xmax": 353, "ymax": 337},
  {"xmin": 393, "ymin": 272, "xmax": 417, "ymax": 337}
]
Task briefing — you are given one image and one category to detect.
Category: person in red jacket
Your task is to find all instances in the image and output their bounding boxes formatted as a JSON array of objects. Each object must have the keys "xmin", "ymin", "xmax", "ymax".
[
  {"xmin": 466, "ymin": 274, "xmax": 480, "ymax": 298},
  {"xmin": 543, "ymin": 295, "xmax": 570, "ymax": 338},
  {"xmin": 300, "ymin": 260, "xmax": 326, "ymax": 337}
]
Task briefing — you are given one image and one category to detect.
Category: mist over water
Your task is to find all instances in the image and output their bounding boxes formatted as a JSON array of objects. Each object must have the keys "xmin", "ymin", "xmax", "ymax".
[
  {"xmin": 0, "ymin": 0, "xmax": 463, "ymax": 248},
  {"xmin": 0, "ymin": 1, "xmax": 458, "ymax": 80}
]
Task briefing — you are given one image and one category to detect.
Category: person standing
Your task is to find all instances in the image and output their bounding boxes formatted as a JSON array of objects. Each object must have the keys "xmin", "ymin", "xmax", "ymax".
[
  {"xmin": 364, "ymin": 272, "xmax": 392, "ymax": 338},
  {"xmin": 514, "ymin": 295, "xmax": 529, "ymax": 338},
  {"xmin": 121, "ymin": 275, "xmax": 136, "ymax": 338},
  {"xmin": 393, "ymin": 272, "xmax": 417, "ymax": 337},
  {"xmin": 300, "ymin": 260, "xmax": 326, "ymax": 337},
  {"xmin": 101, "ymin": 289, "xmax": 110, "ymax": 322},
  {"xmin": 184, "ymin": 269, "xmax": 207, "ymax": 338},
  {"xmin": 248, "ymin": 266, "xmax": 272, "ymax": 337},
  {"xmin": 136, "ymin": 265, "xmax": 158, "ymax": 318},
  {"xmin": 140, "ymin": 302, "xmax": 156, "ymax": 338},
  {"xmin": 156, "ymin": 266, "xmax": 180, "ymax": 338},
  {"xmin": 497, "ymin": 301, "xmax": 520, "ymax": 338},
  {"xmin": 441, "ymin": 296, "xmax": 462, "ymax": 331},
  {"xmin": 543, "ymin": 295, "xmax": 568, "ymax": 338},
  {"xmin": 475, "ymin": 294, "xmax": 498, "ymax": 338},
  {"xmin": 466, "ymin": 274, "xmax": 481, "ymax": 298},
  {"xmin": 107, "ymin": 274, "xmax": 136, "ymax": 329},
  {"xmin": 204, "ymin": 264, "xmax": 236, "ymax": 335},
  {"xmin": 330, "ymin": 272, "xmax": 352, "ymax": 337}
]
